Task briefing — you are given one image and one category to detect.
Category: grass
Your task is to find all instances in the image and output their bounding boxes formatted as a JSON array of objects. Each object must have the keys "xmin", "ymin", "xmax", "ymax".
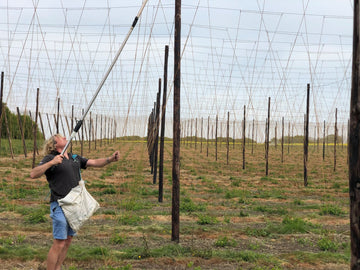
[{"xmin": 0, "ymin": 139, "xmax": 351, "ymax": 269}]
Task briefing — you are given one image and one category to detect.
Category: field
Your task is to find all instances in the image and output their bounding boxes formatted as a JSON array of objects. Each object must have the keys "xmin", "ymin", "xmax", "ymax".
[{"xmin": 0, "ymin": 139, "xmax": 350, "ymax": 269}]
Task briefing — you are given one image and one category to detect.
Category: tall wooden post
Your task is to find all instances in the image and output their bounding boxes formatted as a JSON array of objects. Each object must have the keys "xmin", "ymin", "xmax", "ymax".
[
  {"xmin": 56, "ymin": 98, "xmax": 60, "ymax": 134},
  {"xmin": 38, "ymin": 112, "xmax": 45, "ymax": 139},
  {"xmin": 159, "ymin": 45, "xmax": 169, "ymax": 203},
  {"xmin": 32, "ymin": 88, "xmax": 39, "ymax": 167},
  {"xmin": 153, "ymin": 80, "xmax": 161, "ymax": 185},
  {"xmin": 195, "ymin": 118, "xmax": 197, "ymax": 150},
  {"xmin": 207, "ymin": 116, "xmax": 209, "ymax": 157},
  {"xmin": 323, "ymin": 120, "xmax": 326, "ymax": 160},
  {"xmin": 288, "ymin": 122, "xmax": 290, "ymax": 154},
  {"xmin": 0, "ymin": 72, "xmax": 4, "ymax": 150},
  {"xmin": 334, "ymin": 108, "xmax": 337, "ymax": 172},
  {"xmin": 304, "ymin": 83, "xmax": 310, "ymax": 187},
  {"xmin": 172, "ymin": 0, "xmax": 181, "ymax": 243},
  {"xmin": 215, "ymin": 115, "xmax": 218, "ymax": 161},
  {"xmin": 349, "ymin": 0, "xmax": 360, "ymax": 267},
  {"xmin": 71, "ymin": 105, "xmax": 74, "ymax": 152},
  {"xmin": 17, "ymin": 107, "xmax": 27, "ymax": 157},
  {"xmin": 251, "ymin": 119, "xmax": 254, "ymax": 155},
  {"xmin": 265, "ymin": 98, "xmax": 270, "ymax": 176},
  {"xmin": 46, "ymin": 113, "xmax": 52, "ymax": 136},
  {"xmin": 274, "ymin": 122, "xmax": 277, "ymax": 149},
  {"xmin": 89, "ymin": 112, "xmax": 92, "ymax": 152},
  {"xmin": 226, "ymin": 112, "xmax": 229, "ymax": 165},
  {"xmin": 81, "ymin": 109, "xmax": 84, "ymax": 156},
  {"xmin": 233, "ymin": 120, "xmax": 235, "ymax": 150},
  {"xmin": 242, "ymin": 105, "xmax": 246, "ymax": 169},
  {"xmin": 95, "ymin": 114, "xmax": 97, "ymax": 150},
  {"xmin": 100, "ymin": 115, "xmax": 103, "ymax": 147},
  {"xmin": 281, "ymin": 117, "xmax": 284, "ymax": 163},
  {"xmin": 4, "ymin": 110, "xmax": 14, "ymax": 159},
  {"xmin": 200, "ymin": 117, "xmax": 203, "ymax": 153}
]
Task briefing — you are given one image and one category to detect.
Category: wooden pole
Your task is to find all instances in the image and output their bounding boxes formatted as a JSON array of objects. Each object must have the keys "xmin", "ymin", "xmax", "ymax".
[
  {"xmin": 4, "ymin": 111, "xmax": 14, "ymax": 159},
  {"xmin": 16, "ymin": 107, "xmax": 27, "ymax": 157},
  {"xmin": 242, "ymin": 105, "xmax": 246, "ymax": 169},
  {"xmin": 159, "ymin": 45, "xmax": 169, "ymax": 203},
  {"xmin": 201, "ymin": 117, "xmax": 203, "ymax": 153},
  {"xmin": 334, "ymin": 108, "xmax": 337, "ymax": 172},
  {"xmin": 207, "ymin": 116, "xmax": 209, "ymax": 157},
  {"xmin": 56, "ymin": 98, "xmax": 60, "ymax": 134},
  {"xmin": 46, "ymin": 113, "xmax": 53, "ymax": 136},
  {"xmin": 215, "ymin": 115, "xmax": 218, "ymax": 161},
  {"xmin": 233, "ymin": 120, "xmax": 235, "ymax": 150},
  {"xmin": 349, "ymin": 0, "xmax": 360, "ymax": 266},
  {"xmin": 32, "ymin": 88, "xmax": 39, "ymax": 167},
  {"xmin": 38, "ymin": 112, "xmax": 45, "ymax": 140},
  {"xmin": 251, "ymin": 119, "xmax": 254, "ymax": 155},
  {"xmin": 288, "ymin": 122, "xmax": 290, "ymax": 154},
  {"xmin": 195, "ymin": 118, "xmax": 197, "ymax": 150},
  {"xmin": 95, "ymin": 114, "xmax": 97, "ymax": 150},
  {"xmin": 0, "ymin": 71, "xmax": 3, "ymax": 151},
  {"xmin": 153, "ymin": 80, "xmax": 161, "ymax": 185},
  {"xmin": 265, "ymin": 97, "xmax": 270, "ymax": 176},
  {"xmin": 172, "ymin": 0, "xmax": 181, "ymax": 243},
  {"xmin": 71, "ymin": 106, "xmax": 74, "ymax": 152},
  {"xmin": 281, "ymin": 117, "xmax": 284, "ymax": 163},
  {"xmin": 89, "ymin": 112, "xmax": 92, "ymax": 152},
  {"xmin": 274, "ymin": 122, "xmax": 277, "ymax": 149},
  {"xmin": 226, "ymin": 111, "xmax": 229, "ymax": 165},
  {"xmin": 100, "ymin": 115, "xmax": 103, "ymax": 147},
  {"xmin": 323, "ymin": 120, "xmax": 326, "ymax": 161},
  {"xmin": 304, "ymin": 83, "xmax": 310, "ymax": 187},
  {"xmin": 81, "ymin": 109, "xmax": 84, "ymax": 156}
]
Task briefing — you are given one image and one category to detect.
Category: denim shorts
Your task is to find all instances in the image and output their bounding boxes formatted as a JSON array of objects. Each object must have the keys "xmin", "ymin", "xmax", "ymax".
[{"xmin": 50, "ymin": 201, "xmax": 76, "ymax": 240}]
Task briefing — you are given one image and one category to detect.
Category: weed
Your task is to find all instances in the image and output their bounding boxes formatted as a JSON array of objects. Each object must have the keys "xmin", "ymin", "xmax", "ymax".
[
  {"xmin": 110, "ymin": 234, "xmax": 126, "ymax": 245},
  {"xmin": 317, "ymin": 237, "xmax": 339, "ymax": 252},
  {"xmin": 197, "ymin": 214, "xmax": 218, "ymax": 225},
  {"xmin": 319, "ymin": 205, "xmax": 345, "ymax": 216},
  {"xmin": 180, "ymin": 197, "xmax": 206, "ymax": 213},
  {"xmin": 25, "ymin": 209, "xmax": 47, "ymax": 224},
  {"xmin": 214, "ymin": 236, "xmax": 237, "ymax": 247}
]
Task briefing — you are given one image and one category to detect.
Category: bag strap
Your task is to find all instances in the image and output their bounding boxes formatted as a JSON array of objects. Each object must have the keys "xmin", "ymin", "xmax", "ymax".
[{"xmin": 72, "ymin": 154, "xmax": 83, "ymax": 180}]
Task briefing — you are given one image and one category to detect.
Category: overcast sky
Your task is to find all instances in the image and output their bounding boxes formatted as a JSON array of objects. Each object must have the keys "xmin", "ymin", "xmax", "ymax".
[{"xmin": 0, "ymin": 0, "xmax": 354, "ymax": 138}]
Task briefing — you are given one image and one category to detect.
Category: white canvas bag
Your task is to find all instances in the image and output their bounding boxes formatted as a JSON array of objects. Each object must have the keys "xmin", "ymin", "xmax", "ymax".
[{"xmin": 58, "ymin": 179, "xmax": 100, "ymax": 232}]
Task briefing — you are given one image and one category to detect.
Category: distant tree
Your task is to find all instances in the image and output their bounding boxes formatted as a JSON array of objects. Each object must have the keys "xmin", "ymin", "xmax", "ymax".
[{"xmin": 1, "ymin": 103, "xmax": 43, "ymax": 139}]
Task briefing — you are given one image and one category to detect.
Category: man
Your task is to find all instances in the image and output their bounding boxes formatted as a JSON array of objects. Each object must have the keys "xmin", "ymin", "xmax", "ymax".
[{"xmin": 30, "ymin": 134, "xmax": 119, "ymax": 270}]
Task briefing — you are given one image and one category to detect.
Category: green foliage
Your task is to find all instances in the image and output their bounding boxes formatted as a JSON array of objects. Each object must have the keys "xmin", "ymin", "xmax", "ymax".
[
  {"xmin": 214, "ymin": 236, "xmax": 237, "ymax": 247},
  {"xmin": 25, "ymin": 208, "xmax": 47, "ymax": 224},
  {"xmin": 319, "ymin": 205, "xmax": 344, "ymax": 216},
  {"xmin": 253, "ymin": 205, "xmax": 288, "ymax": 215},
  {"xmin": 1, "ymin": 103, "xmax": 43, "ymax": 139},
  {"xmin": 317, "ymin": 237, "xmax": 339, "ymax": 252},
  {"xmin": 117, "ymin": 213, "xmax": 149, "ymax": 225},
  {"xmin": 196, "ymin": 214, "xmax": 218, "ymax": 225},
  {"xmin": 110, "ymin": 234, "xmax": 126, "ymax": 245},
  {"xmin": 180, "ymin": 197, "xmax": 207, "ymax": 213},
  {"xmin": 245, "ymin": 217, "xmax": 320, "ymax": 237}
]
